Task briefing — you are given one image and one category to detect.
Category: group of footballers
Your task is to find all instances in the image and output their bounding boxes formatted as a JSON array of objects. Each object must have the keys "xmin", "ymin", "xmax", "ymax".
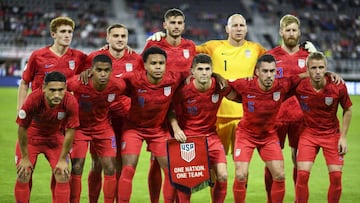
[{"xmin": 14, "ymin": 6, "xmax": 352, "ymax": 203}]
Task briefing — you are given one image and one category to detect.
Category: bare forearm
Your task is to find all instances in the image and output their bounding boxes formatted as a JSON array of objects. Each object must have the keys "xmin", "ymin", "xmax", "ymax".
[
  {"xmin": 17, "ymin": 80, "xmax": 29, "ymax": 111},
  {"xmin": 18, "ymin": 126, "xmax": 29, "ymax": 158},
  {"xmin": 59, "ymin": 128, "xmax": 75, "ymax": 160},
  {"xmin": 341, "ymin": 108, "xmax": 352, "ymax": 137}
]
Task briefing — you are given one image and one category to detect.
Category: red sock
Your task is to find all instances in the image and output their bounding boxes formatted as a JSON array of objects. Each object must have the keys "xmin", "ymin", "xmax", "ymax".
[
  {"xmin": 88, "ymin": 170, "xmax": 102, "ymax": 203},
  {"xmin": 51, "ymin": 174, "xmax": 56, "ymax": 202},
  {"xmin": 212, "ymin": 180, "xmax": 227, "ymax": 203},
  {"xmin": 328, "ymin": 171, "xmax": 342, "ymax": 203},
  {"xmin": 103, "ymin": 174, "xmax": 116, "ymax": 203},
  {"xmin": 293, "ymin": 167, "xmax": 297, "ymax": 187},
  {"xmin": 295, "ymin": 170, "xmax": 310, "ymax": 203},
  {"xmin": 70, "ymin": 174, "xmax": 82, "ymax": 203},
  {"xmin": 162, "ymin": 168, "xmax": 176, "ymax": 203},
  {"xmin": 233, "ymin": 179, "xmax": 246, "ymax": 203},
  {"xmin": 14, "ymin": 180, "xmax": 30, "ymax": 203},
  {"xmin": 55, "ymin": 182, "xmax": 70, "ymax": 203},
  {"xmin": 148, "ymin": 159, "xmax": 162, "ymax": 203},
  {"xmin": 271, "ymin": 179, "xmax": 285, "ymax": 203},
  {"xmin": 177, "ymin": 190, "xmax": 191, "ymax": 203},
  {"xmin": 118, "ymin": 165, "xmax": 135, "ymax": 203},
  {"xmin": 264, "ymin": 167, "xmax": 272, "ymax": 203}
]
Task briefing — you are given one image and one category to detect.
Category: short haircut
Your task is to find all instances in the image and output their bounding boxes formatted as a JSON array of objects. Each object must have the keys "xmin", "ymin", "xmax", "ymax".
[
  {"xmin": 164, "ymin": 8, "xmax": 185, "ymax": 20},
  {"xmin": 92, "ymin": 54, "xmax": 112, "ymax": 67},
  {"xmin": 256, "ymin": 54, "xmax": 276, "ymax": 68},
  {"xmin": 106, "ymin": 23, "xmax": 128, "ymax": 35},
  {"xmin": 191, "ymin": 54, "xmax": 212, "ymax": 69},
  {"xmin": 50, "ymin": 16, "xmax": 75, "ymax": 33},
  {"xmin": 44, "ymin": 71, "xmax": 66, "ymax": 85},
  {"xmin": 306, "ymin": 51, "xmax": 327, "ymax": 67},
  {"xmin": 142, "ymin": 46, "xmax": 167, "ymax": 62},
  {"xmin": 279, "ymin": 14, "xmax": 300, "ymax": 29}
]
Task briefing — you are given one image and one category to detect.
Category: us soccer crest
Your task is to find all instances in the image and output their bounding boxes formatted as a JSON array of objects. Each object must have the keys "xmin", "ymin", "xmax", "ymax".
[
  {"xmin": 298, "ymin": 59, "xmax": 305, "ymax": 68},
  {"xmin": 325, "ymin": 97, "xmax": 333, "ymax": 106},
  {"xmin": 211, "ymin": 94, "xmax": 219, "ymax": 103},
  {"xmin": 273, "ymin": 91, "xmax": 280, "ymax": 101},
  {"xmin": 68, "ymin": 60, "xmax": 75, "ymax": 70},
  {"xmin": 125, "ymin": 63, "xmax": 133, "ymax": 72},
  {"xmin": 164, "ymin": 86, "xmax": 171, "ymax": 96},
  {"xmin": 183, "ymin": 49, "xmax": 190, "ymax": 59},
  {"xmin": 107, "ymin": 94, "xmax": 115, "ymax": 102},
  {"xmin": 180, "ymin": 143, "xmax": 195, "ymax": 163},
  {"xmin": 57, "ymin": 112, "xmax": 65, "ymax": 120}
]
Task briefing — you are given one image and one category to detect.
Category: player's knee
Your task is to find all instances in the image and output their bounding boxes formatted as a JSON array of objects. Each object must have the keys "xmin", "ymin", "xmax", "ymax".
[
  {"xmin": 272, "ymin": 171, "xmax": 285, "ymax": 180},
  {"xmin": 17, "ymin": 174, "xmax": 31, "ymax": 183},
  {"xmin": 71, "ymin": 159, "xmax": 85, "ymax": 175},
  {"xmin": 235, "ymin": 172, "xmax": 247, "ymax": 181},
  {"xmin": 54, "ymin": 173, "xmax": 69, "ymax": 183},
  {"xmin": 216, "ymin": 172, "xmax": 228, "ymax": 182}
]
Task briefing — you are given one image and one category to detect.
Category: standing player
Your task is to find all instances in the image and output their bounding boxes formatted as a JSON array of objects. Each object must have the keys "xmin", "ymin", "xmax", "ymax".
[
  {"xmin": 17, "ymin": 16, "xmax": 87, "ymax": 110},
  {"xmin": 228, "ymin": 54, "xmax": 309, "ymax": 203},
  {"xmin": 68, "ymin": 54, "xmax": 125, "ymax": 203},
  {"xmin": 264, "ymin": 14, "xmax": 317, "ymax": 202},
  {"xmin": 196, "ymin": 14, "xmax": 266, "ymax": 155},
  {"xmin": 82, "ymin": 23, "xmax": 144, "ymax": 203},
  {"xmin": 15, "ymin": 71, "xmax": 79, "ymax": 203},
  {"xmin": 117, "ymin": 46, "xmax": 188, "ymax": 203},
  {"xmin": 16, "ymin": 16, "xmax": 87, "ymax": 199},
  {"xmin": 295, "ymin": 52, "xmax": 352, "ymax": 203},
  {"xmin": 169, "ymin": 54, "xmax": 232, "ymax": 202},
  {"xmin": 143, "ymin": 8, "xmax": 196, "ymax": 203}
]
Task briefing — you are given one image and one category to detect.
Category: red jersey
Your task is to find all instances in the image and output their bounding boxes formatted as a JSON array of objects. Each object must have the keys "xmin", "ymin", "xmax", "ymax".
[
  {"xmin": 22, "ymin": 46, "xmax": 87, "ymax": 91},
  {"xmin": 173, "ymin": 77, "xmax": 231, "ymax": 136},
  {"xmin": 119, "ymin": 70, "xmax": 187, "ymax": 128},
  {"xmin": 266, "ymin": 46, "xmax": 309, "ymax": 121},
  {"xmin": 67, "ymin": 76, "xmax": 125, "ymax": 133},
  {"xmin": 16, "ymin": 89, "xmax": 79, "ymax": 140},
  {"xmin": 295, "ymin": 77, "xmax": 352, "ymax": 136},
  {"xmin": 85, "ymin": 49, "xmax": 144, "ymax": 116},
  {"xmin": 143, "ymin": 38, "xmax": 196, "ymax": 72},
  {"xmin": 229, "ymin": 76, "xmax": 301, "ymax": 137}
]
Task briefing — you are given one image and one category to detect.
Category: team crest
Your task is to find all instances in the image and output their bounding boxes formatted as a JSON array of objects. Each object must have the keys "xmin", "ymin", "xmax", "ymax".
[
  {"xmin": 108, "ymin": 94, "xmax": 115, "ymax": 102},
  {"xmin": 325, "ymin": 97, "xmax": 333, "ymax": 106},
  {"xmin": 180, "ymin": 142, "xmax": 195, "ymax": 163},
  {"xmin": 298, "ymin": 59, "xmax": 305, "ymax": 68},
  {"xmin": 125, "ymin": 63, "xmax": 133, "ymax": 72},
  {"xmin": 57, "ymin": 112, "xmax": 65, "ymax": 120},
  {"xmin": 183, "ymin": 49, "xmax": 190, "ymax": 59},
  {"xmin": 212, "ymin": 94, "xmax": 219, "ymax": 103},
  {"xmin": 245, "ymin": 49, "xmax": 251, "ymax": 58},
  {"xmin": 273, "ymin": 92, "xmax": 280, "ymax": 101},
  {"xmin": 164, "ymin": 86, "xmax": 171, "ymax": 96},
  {"xmin": 68, "ymin": 60, "xmax": 75, "ymax": 70}
]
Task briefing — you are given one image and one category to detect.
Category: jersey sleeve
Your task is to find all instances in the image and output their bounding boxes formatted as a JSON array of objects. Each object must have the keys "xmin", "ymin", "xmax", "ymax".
[{"xmin": 339, "ymin": 83, "xmax": 353, "ymax": 109}]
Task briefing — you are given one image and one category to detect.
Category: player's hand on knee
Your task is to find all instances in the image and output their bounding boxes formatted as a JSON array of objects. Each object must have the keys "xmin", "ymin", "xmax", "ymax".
[
  {"xmin": 17, "ymin": 158, "xmax": 33, "ymax": 179},
  {"xmin": 146, "ymin": 31, "xmax": 166, "ymax": 41}
]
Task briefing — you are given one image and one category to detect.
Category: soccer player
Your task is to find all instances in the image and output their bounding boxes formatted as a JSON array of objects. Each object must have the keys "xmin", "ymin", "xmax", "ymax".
[
  {"xmin": 143, "ymin": 8, "xmax": 197, "ymax": 203},
  {"xmin": 68, "ymin": 54, "xmax": 125, "ymax": 203},
  {"xmin": 16, "ymin": 16, "xmax": 87, "ymax": 199},
  {"xmin": 17, "ymin": 16, "xmax": 87, "ymax": 110},
  {"xmin": 229, "ymin": 54, "xmax": 309, "ymax": 203},
  {"xmin": 195, "ymin": 14, "xmax": 266, "ymax": 155},
  {"xmin": 81, "ymin": 23, "xmax": 144, "ymax": 203},
  {"xmin": 264, "ymin": 14, "xmax": 317, "ymax": 202},
  {"xmin": 117, "ymin": 46, "xmax": 188, "ymax": 203},
  {"xmin": 15, "ymin": 71, "xmax": 79, "ymax": 203},
  {"xmin": 168, "ymin": 54, "xmax": 232, "ymax": 202},
  {"xmin": 295, "ymin": 52, "xmax": 352, "ymax": 203}
]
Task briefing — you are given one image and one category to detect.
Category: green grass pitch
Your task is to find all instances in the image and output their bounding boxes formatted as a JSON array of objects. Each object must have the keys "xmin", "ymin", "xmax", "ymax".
[{"xmin": 0, "ymin": 87, "xmax": 359, "ymax": 202}]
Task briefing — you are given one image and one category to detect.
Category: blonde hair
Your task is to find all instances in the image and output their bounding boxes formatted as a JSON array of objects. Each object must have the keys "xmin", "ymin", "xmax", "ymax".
[
  {"xmin": 306, "ymin": 51, "xmax": 327, "ymax": 67},
  {"xmin": 279, "ymin": 14, "xmax": 300, "ymax": 30},
  {"xmin": 50, "ymin": 16, "xmax": 75, "ymax": 33}
]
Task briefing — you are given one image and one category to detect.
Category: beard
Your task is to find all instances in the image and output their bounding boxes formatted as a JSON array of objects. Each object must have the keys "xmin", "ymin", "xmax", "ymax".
[{"xmin": 284, "ymin": 36, "xmax": 299, "ymax": 48}]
